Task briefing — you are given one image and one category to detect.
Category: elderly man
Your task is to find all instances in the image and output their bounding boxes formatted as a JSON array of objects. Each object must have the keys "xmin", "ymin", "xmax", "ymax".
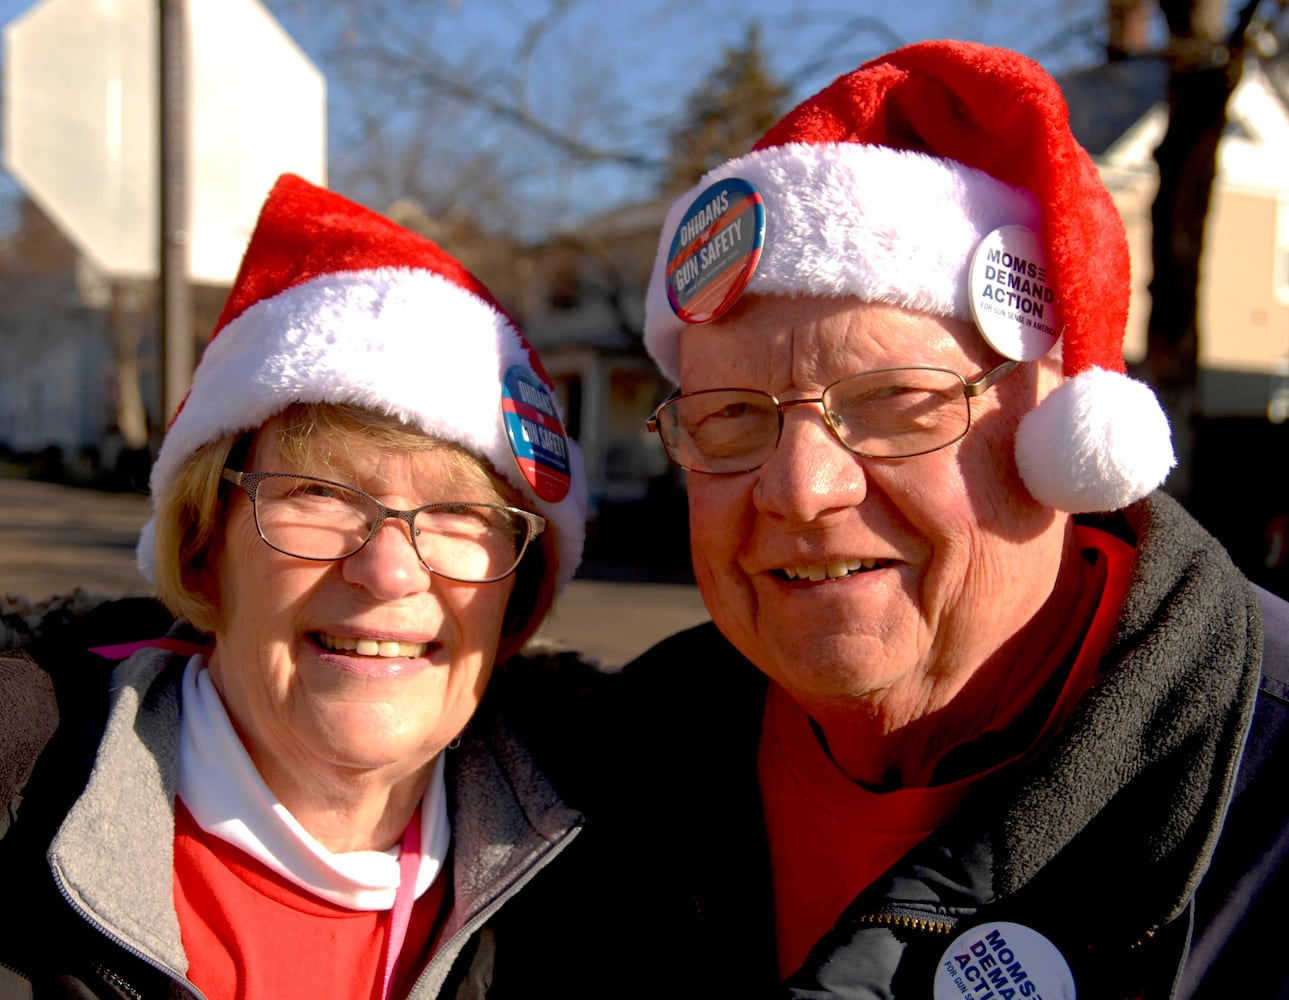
[{"xmin": 570, "ymin": 40, "xmax": 1288, "ymax": 999}]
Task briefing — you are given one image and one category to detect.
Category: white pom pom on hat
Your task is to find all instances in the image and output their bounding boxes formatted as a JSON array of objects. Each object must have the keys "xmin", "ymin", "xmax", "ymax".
[
  {"xmin": 139, "ymin": 173, "xmax": 587, "ymax": 588},
  {"xmin": 1016, "ymin": 367, "xmax": 1177, "ymax": 512},
  {"xmin": 643, "ymin": 40, "xmax": 1175, "ymax": 513}
]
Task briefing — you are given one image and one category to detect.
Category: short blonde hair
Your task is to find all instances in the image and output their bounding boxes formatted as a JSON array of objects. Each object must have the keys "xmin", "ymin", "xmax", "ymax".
[{"xmin": 151, "ymin": 403, "xmax": 557, "ymax": 658}]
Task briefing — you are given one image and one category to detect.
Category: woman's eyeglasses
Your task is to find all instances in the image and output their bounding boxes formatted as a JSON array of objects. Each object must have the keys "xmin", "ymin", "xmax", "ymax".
[{"xmin": 221, "ymin": 470, "xmax": 545, "ymax": 583}]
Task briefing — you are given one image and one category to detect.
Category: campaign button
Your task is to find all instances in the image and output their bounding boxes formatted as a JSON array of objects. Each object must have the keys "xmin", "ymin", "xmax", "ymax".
[
  {"xmin": 969, "ymin": 225, "xmax": 1063, "ymax": 362},
  {"xmin": 933, "ymin": 920, "xmax": 1076, "ymax": 1000},
  {"xmin": 501, "ymin": 366, "xmax": 571, "ymax": 503},
  {"xmin": 665, "ymin": 177, "xmax": 765, "ymax": 324}
]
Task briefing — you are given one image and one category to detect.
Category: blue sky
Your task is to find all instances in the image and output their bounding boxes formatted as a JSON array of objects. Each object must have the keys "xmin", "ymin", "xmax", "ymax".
[{"xmin": 0, "ymin": 0, "xmax": 1111, "ymax": 237}]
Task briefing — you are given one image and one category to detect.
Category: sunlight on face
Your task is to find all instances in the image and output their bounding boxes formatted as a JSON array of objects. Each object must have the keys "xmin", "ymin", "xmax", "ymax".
[
  {"xmin": 206, "ymin": 419, "xmax": 516, "ymax": 801},
  {"xmin": 680, "ymin": 296, "xmax": 1067, "ymax": 719}
]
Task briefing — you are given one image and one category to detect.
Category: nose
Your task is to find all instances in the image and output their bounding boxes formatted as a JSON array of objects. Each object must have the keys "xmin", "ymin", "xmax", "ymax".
[
  {"xmin": 340, "ymin": 516, "xmax": 432, "ymax": 598},
  {"xmin": 752, "ymin": 404, "xmax": 868, "ymax": 521}
]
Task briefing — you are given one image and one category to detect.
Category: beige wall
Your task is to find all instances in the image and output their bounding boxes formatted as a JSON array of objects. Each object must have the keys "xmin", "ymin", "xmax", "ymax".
[
  {"xmin": 1200, "ymin": 186, "xmax": 1289, "ymax": 372},
  {"xmin": 1109, "ymin": 170, "xmax": 1289, "ymax": 416}
]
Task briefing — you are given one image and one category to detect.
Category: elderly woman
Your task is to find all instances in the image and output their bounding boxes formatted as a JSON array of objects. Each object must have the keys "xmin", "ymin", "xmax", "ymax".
[
  {"xmin": 507, "ymin": 41, "xmax": 1289, "ymax": 999},
  {"xmin": 0, "ymin": 174, "xmax": 588, "ymax": 999}
]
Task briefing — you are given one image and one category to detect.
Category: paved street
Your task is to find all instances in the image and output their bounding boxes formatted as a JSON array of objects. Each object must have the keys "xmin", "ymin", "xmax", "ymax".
[{"xmin": 0, "ymin": 476, "xmax": 710, "ymax": 669}]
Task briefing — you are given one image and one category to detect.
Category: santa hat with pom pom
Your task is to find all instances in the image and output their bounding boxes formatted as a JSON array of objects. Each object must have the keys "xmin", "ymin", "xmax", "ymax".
[
  {"xmin": 140, "ymin": 173, "xmax": 586, "ymax": 588},
  {"xmin": 643, "ymin": 39, "xmax": 1174, "ymax": 513}
]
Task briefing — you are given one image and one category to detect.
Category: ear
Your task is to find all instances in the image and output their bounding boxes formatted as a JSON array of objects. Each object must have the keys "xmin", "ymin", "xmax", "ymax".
[{"xmin": 182, "ymin": 527, "xmax": 227, "ymax": 637}]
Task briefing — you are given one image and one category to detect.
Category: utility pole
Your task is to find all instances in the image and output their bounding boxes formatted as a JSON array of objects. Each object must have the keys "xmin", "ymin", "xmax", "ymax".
[{"xmin": 159, "ymin": 0, "xmax": 192, "ymax": 425}]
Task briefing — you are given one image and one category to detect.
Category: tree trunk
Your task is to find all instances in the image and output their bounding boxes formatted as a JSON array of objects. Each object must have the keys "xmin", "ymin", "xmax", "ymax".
[{"xmin": 1144, "ymin": 0, "xmax": 1263, "ymax": 504}]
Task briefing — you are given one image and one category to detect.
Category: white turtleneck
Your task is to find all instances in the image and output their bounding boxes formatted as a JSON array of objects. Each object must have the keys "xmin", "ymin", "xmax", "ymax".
[{"xmin": 177, "ymin": 656, "xmax": 450, "ymax": 911}]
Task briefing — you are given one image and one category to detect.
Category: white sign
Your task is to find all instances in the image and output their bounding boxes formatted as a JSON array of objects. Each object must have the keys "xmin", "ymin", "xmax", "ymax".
[{"xmin": 3, "ymin": 0, "xmax": 326, "ymax": 283}]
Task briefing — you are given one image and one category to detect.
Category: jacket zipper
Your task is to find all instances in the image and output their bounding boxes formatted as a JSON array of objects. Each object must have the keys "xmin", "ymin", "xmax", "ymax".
[
  {"xmin": 853, "ymin": 910, "xmax": 958, "ymax": 935},
  {"xmin": 408, "ymin": 817, "xmax": 585, "ymax": 996},
  {"xmin": 50, "ymin": 863, "xmax": 210, "ymax": 1000},
  {"xmin": 93, "ymin": 964, "xmax": 146, "ymax": 1000}
]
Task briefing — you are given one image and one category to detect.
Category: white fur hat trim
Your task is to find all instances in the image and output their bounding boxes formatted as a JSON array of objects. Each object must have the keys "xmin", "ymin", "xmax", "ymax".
[
  {"xmin": 643, "ymin": 141, "xmax": 1042, "ymax": 382},
  {"xmin": 140, "ymin": 267, "xmax": 587, "ymax": 589}
]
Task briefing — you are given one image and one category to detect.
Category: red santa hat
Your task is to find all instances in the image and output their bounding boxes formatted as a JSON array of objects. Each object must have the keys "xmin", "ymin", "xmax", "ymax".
[
  {"xmin": 644, "ymin": 40, "xmax": 1174, "ymax": 513},
  {"xmin": 140, "ymin": 173, "xmax": 586, "ymax": 588}
]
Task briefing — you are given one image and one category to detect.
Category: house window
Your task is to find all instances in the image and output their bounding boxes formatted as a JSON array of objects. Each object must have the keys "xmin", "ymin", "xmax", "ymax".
[{"xmin": 549, "ymin": 265, "xmax": 580, "ymax": 311}]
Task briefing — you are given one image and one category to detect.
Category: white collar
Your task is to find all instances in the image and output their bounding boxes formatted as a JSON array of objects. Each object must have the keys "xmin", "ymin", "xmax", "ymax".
[{"xmin": 177, "ymin": 656, "xmax": 450, "ymax": 911}]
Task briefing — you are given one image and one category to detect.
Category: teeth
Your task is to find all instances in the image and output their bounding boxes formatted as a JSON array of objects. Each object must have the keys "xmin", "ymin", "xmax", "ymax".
[
  {"xmin": 782, "ymin": 558, "xmax": 885, "ymax": 581},
  {"xmin": 318, "ymin": 634, "xmax": 427, "ymax": 658}
]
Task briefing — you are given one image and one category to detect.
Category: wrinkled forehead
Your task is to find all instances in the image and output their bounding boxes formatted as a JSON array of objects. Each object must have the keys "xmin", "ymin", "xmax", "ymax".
[
  {"xmin": 246, "ymin": 406, "xmax": 505, "ymax": 497},
  {"xmin": 677, "ymin": 295, "xmax": 991, "ymax": 392}
]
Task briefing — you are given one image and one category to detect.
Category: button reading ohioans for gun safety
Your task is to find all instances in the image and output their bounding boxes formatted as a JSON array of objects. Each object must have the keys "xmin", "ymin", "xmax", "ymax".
[
  {"xmin": 969, "ymin": 225, "xmax": 1064, "ymax": 362},
  {"xmin": 665, "ymin": 177, "xmax": 766, "ymax": 325},
  {"xmin": 933, "ymin": 921, "xmax": 1076, "ymax": 1000},
  {"xmin": 501, "ymin": 366, "xmax": 571, "ymax": 503}
]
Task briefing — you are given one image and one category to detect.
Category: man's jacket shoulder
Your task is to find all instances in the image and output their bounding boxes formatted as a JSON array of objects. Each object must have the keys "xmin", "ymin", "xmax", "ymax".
[
  {"xmin": 2, "ymin": 591, "xmax": 173, "ymax": 654},
  {"xmin": 1, "ymin": 593, "xmax": 175, "ymax": 829},
  {"xmin": 1234, "ymin": 584, "xmax": 1289, "ymax": 794},
  {"xmin": 1254, "ymin": 584, "xmax": 1289, "ymax": 696}
]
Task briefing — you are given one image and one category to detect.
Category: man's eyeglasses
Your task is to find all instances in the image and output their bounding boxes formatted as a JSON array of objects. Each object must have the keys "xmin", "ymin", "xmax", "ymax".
[
  {"xmin": 221, "ymin": 470, "xmax": 546, "ymax": 583},
  {"xmin": 646, "ymin": 361, "xmax": 1020, "ymax": 475}
]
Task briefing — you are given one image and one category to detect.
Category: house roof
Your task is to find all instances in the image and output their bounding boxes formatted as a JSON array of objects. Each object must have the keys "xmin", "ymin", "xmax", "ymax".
[{"xmin": 1058, "ymin": 56, "xmax": 1169, "ymax": 157}]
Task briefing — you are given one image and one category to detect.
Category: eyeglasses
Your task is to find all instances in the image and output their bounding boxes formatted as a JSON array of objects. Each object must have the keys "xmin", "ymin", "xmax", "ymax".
[
  {"xmin": 221, "ymin": 470, "xmax": 546, "ymax": 583},
  {"xmin": 646, "ymin": 361, "xmax": 1020, "ymax": 475}
]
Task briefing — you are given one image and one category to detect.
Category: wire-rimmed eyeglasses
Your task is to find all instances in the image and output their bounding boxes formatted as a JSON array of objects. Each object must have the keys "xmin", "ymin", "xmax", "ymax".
[
  {"xmin": 646, "ymin": 360, "xmax": 1020, "ymax": 475},
  {"xmin": 221, "ymin": 469, "xmax": 546, "ymax": 583}
]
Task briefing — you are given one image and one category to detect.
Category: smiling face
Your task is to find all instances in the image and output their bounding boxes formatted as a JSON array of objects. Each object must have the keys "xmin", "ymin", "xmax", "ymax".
[
  {"xmin": 204, "ymin": 416, "xmax": 516, "ymax": 803},
  {"xmin": 680, "ymin": 295, "xmax": 1071, "ymax": 728}
]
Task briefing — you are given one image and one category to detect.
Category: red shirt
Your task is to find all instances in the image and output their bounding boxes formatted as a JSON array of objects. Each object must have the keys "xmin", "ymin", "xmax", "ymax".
[
  {"xmin": 174, "ymin": 801, "xmax": 446, "ymax": 1000},
  {"xmin": 758, "ymin": 526, "xmax": 1135, "ymax": 976}
]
